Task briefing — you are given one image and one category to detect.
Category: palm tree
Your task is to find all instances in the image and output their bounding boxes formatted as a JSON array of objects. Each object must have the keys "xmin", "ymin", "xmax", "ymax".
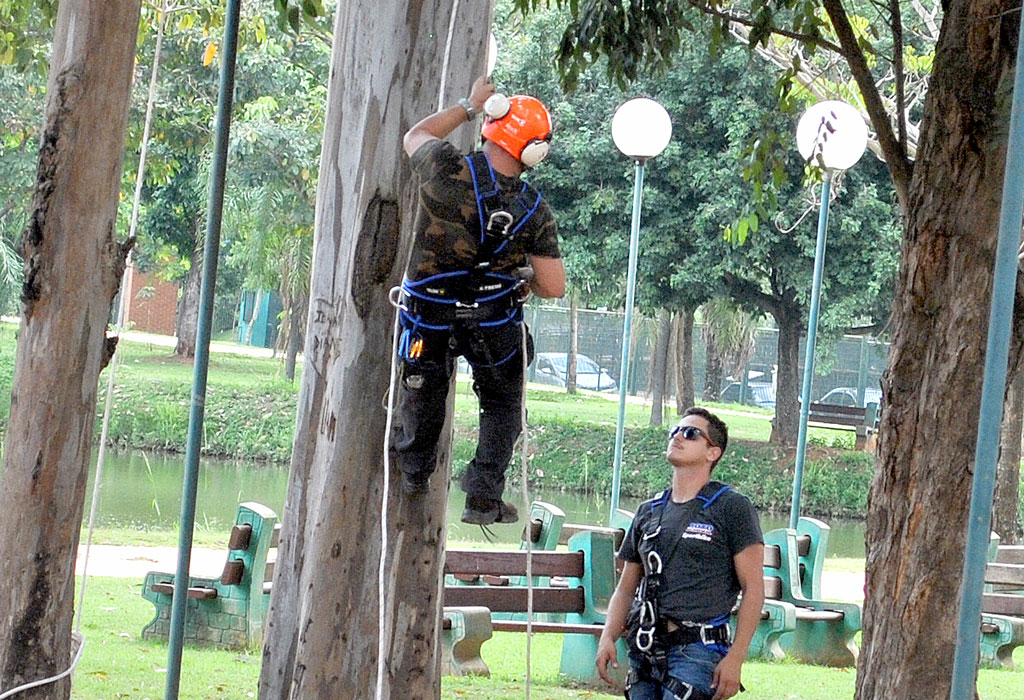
[{"xmin": 700, "ymin": 297, "xmax": 760, "ymax": 401}]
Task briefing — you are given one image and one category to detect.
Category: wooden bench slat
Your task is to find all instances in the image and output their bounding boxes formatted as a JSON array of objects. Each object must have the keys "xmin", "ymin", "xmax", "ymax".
[
  {"xmin": 997, "ymin": 545, "xmax": 1024, "ymax": 565},
  {"xmin": 221, "ymin": 559, "xmax": 245, "ymax": 586},
  {"xmin": 985, "ymin": 563, "xmax": 1024, "ymax": 587},
  {"xmin": 558, "ymin": 524, "xmax": 625, "ymax": 550},
  {"xmin": 982, "ymin": 593, "xmax": 1024, "ymax": 617},
  {"xmin": 152, "ymin": 582, "xmax": 218, "ymax": 600},
  {"xmin": 444, "ymin": 586, "xmax": 585, "ymax": 614},
  {"xmin": 445, "ymin": 550, "xmax": 584, "ymax": 578},
  {"xmin": 763, "ymin": 545, "xmax": 782, "ymax": 569},
  {"xmin": 795, "ymin": 535, "xmax": 811, "ymax": 558},
  {"xmin": 228, "ymin": 524, "xmax": 253, "ymax": 551},
  {"xmin": 764, "ymin": 576, "xmax": 783, "ymax": 600},
  {"xmin": 794, "ymin": 608, "xmax": 844, "ymax": 622},
  {"xmin": 270, "ymin": 523, "xmax": 282, "ymax": 549},
  {"xmin": 492, "ymin": 620, "xmax": 603, "ymax": 635}
]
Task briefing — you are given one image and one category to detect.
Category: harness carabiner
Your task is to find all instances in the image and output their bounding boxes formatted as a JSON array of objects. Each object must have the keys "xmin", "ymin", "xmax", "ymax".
[{"xmin": 486, "ymin": 210, "xmax": 515, "ymax": 238}]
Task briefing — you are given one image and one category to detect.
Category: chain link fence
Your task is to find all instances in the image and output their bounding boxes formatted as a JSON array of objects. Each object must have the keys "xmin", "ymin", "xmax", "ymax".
[{"xmin": 523, "ymin": 303, "xmax": 888, "ymax": 406}]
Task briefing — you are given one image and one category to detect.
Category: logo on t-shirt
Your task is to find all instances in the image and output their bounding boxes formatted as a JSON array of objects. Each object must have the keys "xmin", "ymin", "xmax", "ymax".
[{"xmin": 681, "ymin": 521, "xmax": 715, "ymax": 542}]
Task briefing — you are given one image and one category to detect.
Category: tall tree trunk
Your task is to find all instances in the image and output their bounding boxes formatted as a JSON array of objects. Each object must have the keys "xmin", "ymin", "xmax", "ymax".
[
  {"xmin": 0, "ymin": 1, "xmax": 140, "ymax": 695},
  {"xmin": 284, "ymin": 291, "xmax": 307, "ymax": 382},
  {"xmin": 994, "ymin": 371, "xmax": 1024, "ymax": 545},
  {"xmin": 770, "ymin": 306, "xmax": 801, "ymax": 447},
  {"xmin": 702, "ymin": 341, "xmax": 723, "ymax": 402},
  {"xmin": 257, "ymin": 3, "xmax": 491, "ymax": 699},
  {"xmin": 858, "ymin": 3, "xmax": 1024, "ymax": 697},
  {"xmin": 649, "ymin": 309, "xmax": 671, "ymax": 426},
  {"xmin": 676, "ymin": 305, "xmax": 695, "ymax": 413},
  {"xmin": 567, "ymin": 292, "xmax": 578, "ymax": 393},
  {"xmin": 174, "ymin": 237, "xmax": 203, "ymax": 357}
]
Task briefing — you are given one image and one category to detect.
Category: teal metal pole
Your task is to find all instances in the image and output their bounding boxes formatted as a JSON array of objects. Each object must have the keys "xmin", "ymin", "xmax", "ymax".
[
  {"xmin": 949, "ymin": 12, "xmax": 1024, "ymax": 697},
  {"xmin": 610, "ymin": 159, "xmax": 645, "ymax": 520},
  {"xmin": 164, "ymin": 1, "xmax": 241, "ymax": 697},
  {"xmin": 789, "ymin": 171, "xmax": 832, "ymax": 530}
]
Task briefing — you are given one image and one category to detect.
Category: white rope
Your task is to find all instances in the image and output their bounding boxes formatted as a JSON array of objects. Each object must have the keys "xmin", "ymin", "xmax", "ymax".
[
  {"xmin": 436, "ymin": 0, "xmax": 461, "ymax": 109},
  {"xmin": 0, "ymin": 633, "xmax": 85, "ymax": 700},
  {"xmin": 75, "ymin": 0, "xmax": 169, "ymax": 633},
  {"xmin": 375, "ymin": 295, "xmax": 404, "ymax": 700},
  {"xmin": 518, "ymin": 315, "xmax": 534, "ymax": 700},
  {"xmin": 373, "ymin": 1, "xmax": 463, "ymax": 696}
]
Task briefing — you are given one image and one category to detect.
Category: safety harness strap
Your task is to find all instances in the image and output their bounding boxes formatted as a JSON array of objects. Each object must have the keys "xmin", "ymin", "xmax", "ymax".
[{"xmin": 465, "ymin": 151, "xmax": 542, "ymax": 267}]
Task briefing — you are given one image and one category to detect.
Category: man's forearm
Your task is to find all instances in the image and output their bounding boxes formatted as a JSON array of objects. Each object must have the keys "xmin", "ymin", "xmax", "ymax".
[
  {"xmin": 600, "ymin": 587, "xmax": 633, "ymax": 644},
  {"xmin": 730, "ymin": 590, "xmax": 764, "ymax": 658}
]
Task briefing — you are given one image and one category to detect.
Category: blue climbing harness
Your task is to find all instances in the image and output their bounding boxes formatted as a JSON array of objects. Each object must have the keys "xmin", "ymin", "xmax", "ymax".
[
  {"xmin": 398, "ymin": 151, "xmax": 543, "ymax": 362},
  {"xmin": 626, "ymin": 484, "xmax": 735, "ymax": 700}
]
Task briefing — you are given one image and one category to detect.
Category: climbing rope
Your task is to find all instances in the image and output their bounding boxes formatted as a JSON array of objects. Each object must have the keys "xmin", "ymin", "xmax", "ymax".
[
  {"xmin": 518, "ymin": 314, "xmax": 535, "ymax": 700},
  {"xmin": 375, "ymin": 292, "xmax": 404, "ymax": 700},
  {"xmin": 0, "ymin": 633, "xmax": 85, "ymax": 700}
]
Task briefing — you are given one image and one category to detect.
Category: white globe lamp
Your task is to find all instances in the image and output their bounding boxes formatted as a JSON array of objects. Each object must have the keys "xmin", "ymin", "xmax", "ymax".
[
  {"xmin": 612, "ymin": 97, "xmax": 672, "ymax": 160},
  {"xmin": 796, "ymin": 100, "xmax": 868, "ymax": 171}
]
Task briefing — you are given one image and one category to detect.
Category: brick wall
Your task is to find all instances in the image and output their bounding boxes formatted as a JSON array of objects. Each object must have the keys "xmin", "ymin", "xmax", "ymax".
[{"xmin": 125, "ymin": 265, "xmax": 178, "ymax": 336}]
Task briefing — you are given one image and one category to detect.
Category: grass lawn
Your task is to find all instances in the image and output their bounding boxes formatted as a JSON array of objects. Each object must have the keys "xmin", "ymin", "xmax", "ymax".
[{"xmin": 73, "ymin": 576, "xmax": 1022, "ymax": 700}]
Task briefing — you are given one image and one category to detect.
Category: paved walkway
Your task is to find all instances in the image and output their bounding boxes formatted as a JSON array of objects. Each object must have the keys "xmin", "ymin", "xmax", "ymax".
[{"xmin": 77, "ymin": 544, "xmax": 866, "ymax": 602}]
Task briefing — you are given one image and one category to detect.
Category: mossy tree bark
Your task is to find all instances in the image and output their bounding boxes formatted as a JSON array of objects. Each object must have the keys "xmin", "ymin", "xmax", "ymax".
[
  {"xmin": 0, "ymin": 1, "xmax": 140, "ymax": 696},
  {"xmin": 258, "ymin": 2, "xmax": 493, "ymax": 699},
  {"xmin": 858, "ymin": 2, "xmax": 1024, "ymax": 696}
]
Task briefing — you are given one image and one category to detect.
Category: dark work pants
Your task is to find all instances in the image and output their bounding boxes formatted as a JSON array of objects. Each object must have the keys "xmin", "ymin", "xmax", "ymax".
[{"xmin": 393, "ymin": 317, "xmax": 533, "ymax": 501}]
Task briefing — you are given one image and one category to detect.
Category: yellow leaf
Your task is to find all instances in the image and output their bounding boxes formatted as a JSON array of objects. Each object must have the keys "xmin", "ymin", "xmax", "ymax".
[{"xmin": 203, "ymin": 42, "xmax": 217, "ymax": 67}]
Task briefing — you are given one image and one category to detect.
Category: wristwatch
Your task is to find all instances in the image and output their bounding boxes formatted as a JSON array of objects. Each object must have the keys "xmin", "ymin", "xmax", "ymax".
[{"xmin": 458, "ymin": 97, "xmax": 479, "ymax": 121}]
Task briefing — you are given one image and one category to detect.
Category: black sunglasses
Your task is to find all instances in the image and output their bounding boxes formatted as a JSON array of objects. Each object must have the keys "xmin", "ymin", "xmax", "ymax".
[{"xmin": 670, "ymin": 424, "xmax": 717, "ymax": 448}]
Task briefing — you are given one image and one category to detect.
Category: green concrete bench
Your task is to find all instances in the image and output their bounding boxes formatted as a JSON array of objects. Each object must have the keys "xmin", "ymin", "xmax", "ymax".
[
  {"xmin": 980, "ymin": 559, "xmax": 1024, "ymax": 669},
  {"xmin": 441, "ymin": 530, "xmax": 625, "ymax": 685},
  {"xmin": 141, "ymin": 502, "xmax": 278, "ymax": 649},
  {"xmin": 762, "ymin": 526, "xmax": 862, "ymax": 666}
]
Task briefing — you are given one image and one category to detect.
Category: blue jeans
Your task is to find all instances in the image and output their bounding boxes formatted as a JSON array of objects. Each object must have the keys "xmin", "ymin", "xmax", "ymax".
[{"xmin": 627, "ymin": 642, "xmax": 726, "ymax": 700}]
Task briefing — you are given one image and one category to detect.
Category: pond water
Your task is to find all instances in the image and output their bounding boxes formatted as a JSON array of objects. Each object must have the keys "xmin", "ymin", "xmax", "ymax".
[{"xmin": 84, "ymin": 449, "xmax": 866, "ymax": 558}]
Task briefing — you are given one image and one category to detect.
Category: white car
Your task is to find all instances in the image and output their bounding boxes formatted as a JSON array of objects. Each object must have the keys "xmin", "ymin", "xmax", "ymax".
[
  {"xmin": 817, "ymin": 386, "xmax": 882, "ymax": 407},
  {"xmin": 533, "ymin": 352, "xmax": 617, "ymax": 392}
]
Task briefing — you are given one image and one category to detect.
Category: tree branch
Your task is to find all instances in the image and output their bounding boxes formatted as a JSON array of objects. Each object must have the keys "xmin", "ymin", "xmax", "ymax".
[
  {"xmin": 889, "ymin": 0, "xmax": 907, "ymax": 151},
  {"xmin": 687, "ymin": 1, "xmax": 845, "ymax": 54},
  {"xmin": 723, "ymin": 271, "xmax": 780, "ymax": 318},
  {"xmin": 822, "ymin": 0, "xmax": 913, "ymax": 208}
]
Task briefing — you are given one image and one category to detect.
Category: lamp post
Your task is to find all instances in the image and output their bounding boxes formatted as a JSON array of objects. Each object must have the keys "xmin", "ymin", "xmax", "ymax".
[
  {"xmin": 788, "ymin": 101, "xmax": 868, "ymax": 530},
  {"xmin": 609, "ymin": 98, "xmax": 672, "ymax": 520}
]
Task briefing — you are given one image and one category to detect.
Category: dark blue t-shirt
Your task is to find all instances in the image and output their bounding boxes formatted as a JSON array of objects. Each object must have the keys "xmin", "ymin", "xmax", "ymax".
[{"xmin": 619, "ymin": 481, "xmax": 762, "ymax": 623}]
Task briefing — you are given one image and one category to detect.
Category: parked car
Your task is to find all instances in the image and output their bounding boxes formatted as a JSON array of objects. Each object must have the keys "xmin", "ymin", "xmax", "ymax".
[
  {"xmin": 719, "ymin": 381, "xmax": 776, "ymax": 409},
  {"xmin": 533, "ymin": 352, "xmax": 617, "ymax": 392},
  {"xmin": 817, "ymin": 386, "xmax": 882, "ymax": 407}
]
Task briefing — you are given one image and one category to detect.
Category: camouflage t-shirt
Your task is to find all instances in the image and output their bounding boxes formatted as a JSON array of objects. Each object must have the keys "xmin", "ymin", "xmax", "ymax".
[{"xmin": 406, "ymin": 140, "xmax": 560, "ymax": 282}]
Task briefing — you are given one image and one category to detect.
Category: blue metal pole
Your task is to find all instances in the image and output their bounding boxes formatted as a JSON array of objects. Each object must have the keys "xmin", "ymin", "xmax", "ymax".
[
  {"xmin": 789, "ymin": 172, "xmax": 832, "ymax": 530},
  {"xmin": 164, "ymin": 1, "xmax": 241, "ymax": 697},
  {"xmin": 610, "ymin": 159, "xmax": 645, "ymax": 520},
  {"xmin": 949, "ymin": 12, "xmax": 1024, "ymax": 697}
]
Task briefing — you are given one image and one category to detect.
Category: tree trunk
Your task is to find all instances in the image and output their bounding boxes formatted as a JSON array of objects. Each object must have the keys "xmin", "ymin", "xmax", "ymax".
[
  {"xmin": 283, "ymin": 292, "xmax": 306, "ymax": 382},
  {"xmin": 994, "ymin": 371, "xmax": 1024, "ymax": 545},
  {"xmin": 0, "ymin": 1, "xmax": 140, "ymax": 695},
  {"xmin": 770, "ymin": 306, "xmax": 802, "ymax": 447},
  {"xmin": 649, "ymin": 309, "xmax": 671, "ymax": 426},
  {"xmin": 675, "ymin": 305, "xmax": 695, "ymax": 414},
  {"xmin": 174, "ymin": 237, "xmax": 202, "ymax": 357},
  {"xmin": 702, "ymin": 341, "xmax": 723, "ymax": 402},
  {"xmin": 257, "ymin": 3, "xmax": 491, "ymax": 699},
  {"xmin": 858, "ymin": 4, "xmax": 1024, "ymax": 697},
  {"xmin": 567, "ymin": 292, "xmax": 578, "ymax": 393}
]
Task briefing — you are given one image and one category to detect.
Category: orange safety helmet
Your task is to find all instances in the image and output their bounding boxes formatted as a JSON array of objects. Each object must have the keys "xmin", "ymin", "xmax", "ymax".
[{"xmin": 481, "ymin": 94, "xmax": 553, "ymax": 167}]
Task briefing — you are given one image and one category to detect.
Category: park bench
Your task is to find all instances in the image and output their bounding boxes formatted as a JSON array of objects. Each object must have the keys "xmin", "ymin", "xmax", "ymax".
[
  {"xmin": 762, "ymin": 522, "xmax": 862, "ymax": 666},
  {"xmin": 141, "ymin": 502, "xmax": 279, "ymax": 649},
  {"xmin": 805, "ymin": 401, "xmax": 879, "ymax": 450},
  {"xmin": 979, "ymin": 544, "xmax": 1024, "ymax": 669},
  {"xmin": 442, "ymin": 529, "xmax": 626, "ymax": 684}
]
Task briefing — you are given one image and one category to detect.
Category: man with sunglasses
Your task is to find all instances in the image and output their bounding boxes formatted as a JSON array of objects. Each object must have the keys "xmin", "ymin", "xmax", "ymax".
[{"xmin": 595, "ymin": 407, "xmax": 765, "ymax": 700}]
